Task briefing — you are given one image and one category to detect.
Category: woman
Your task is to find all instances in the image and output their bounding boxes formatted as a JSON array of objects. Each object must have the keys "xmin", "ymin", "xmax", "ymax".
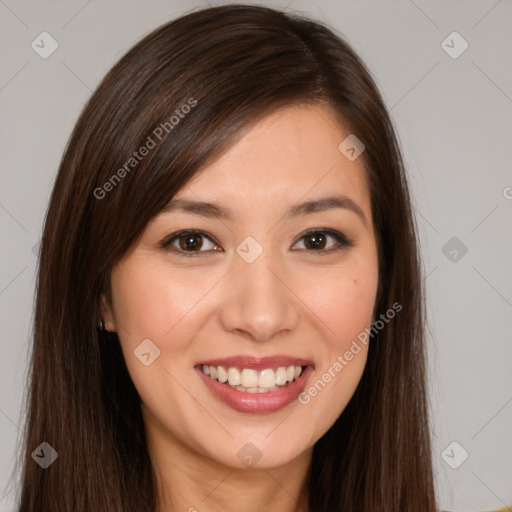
[{"xmin": 13, "ymin": 4, "xmax": 439, "ymax": 511}]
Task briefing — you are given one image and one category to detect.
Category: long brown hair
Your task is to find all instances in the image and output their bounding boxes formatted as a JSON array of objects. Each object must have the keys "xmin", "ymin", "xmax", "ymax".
[{"xmin": 11, "ymin": 4, "xmax": 437, "ymax": 510}]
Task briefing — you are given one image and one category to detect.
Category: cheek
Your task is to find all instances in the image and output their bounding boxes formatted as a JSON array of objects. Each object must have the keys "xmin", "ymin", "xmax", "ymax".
[
  {"xmin": 295, "ymin": 261, "xmax": 377, "ymax": 436},
  {"xmin": 110, "ymin": 258, "xmax": 205, "ymax": 343},
  {"xmin": 333, "ymin": 274, "xmax": 377, "ymax": 341},
  {"xmin": 109, "ymin": 259, "xmax": 208, "ymax": 407},
  {"xmin": 299, "ymin": 254, "xmax": 378, "ymax": 350}
]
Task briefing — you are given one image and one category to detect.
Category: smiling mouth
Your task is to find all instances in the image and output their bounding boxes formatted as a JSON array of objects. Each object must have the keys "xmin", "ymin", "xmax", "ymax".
[{"xmin": 198, "ymin": 364, "xmax": 306, "ymax": 393}]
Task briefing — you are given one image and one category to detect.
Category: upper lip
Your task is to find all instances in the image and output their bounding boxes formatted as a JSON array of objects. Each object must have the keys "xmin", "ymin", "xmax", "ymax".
[{"xmin": 196, "ymin": 355, "xmax": 314, "ymax": 371}]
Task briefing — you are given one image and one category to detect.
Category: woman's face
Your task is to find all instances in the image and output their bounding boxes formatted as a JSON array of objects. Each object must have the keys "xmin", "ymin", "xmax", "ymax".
[{"xmin": 102, "ymin": 104, "xmax": 379, "ymax": 470}]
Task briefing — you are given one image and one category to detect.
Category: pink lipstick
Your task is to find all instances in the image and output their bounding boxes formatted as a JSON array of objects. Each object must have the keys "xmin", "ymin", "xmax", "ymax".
[{"xmin": 195, "ymin": 355, "xmax": 314, "ymax": 413}]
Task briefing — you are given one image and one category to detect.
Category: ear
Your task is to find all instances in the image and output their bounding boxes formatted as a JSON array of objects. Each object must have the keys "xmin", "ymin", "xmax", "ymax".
[{"xmin": 99, "ymin": 293, "xmax": 116, "ymax": 332}]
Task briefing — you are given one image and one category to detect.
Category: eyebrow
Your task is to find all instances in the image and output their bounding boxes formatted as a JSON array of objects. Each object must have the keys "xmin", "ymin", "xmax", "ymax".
[{"xmin": 162, "ymin": 195, "xmax": 367, "ymax": 226}]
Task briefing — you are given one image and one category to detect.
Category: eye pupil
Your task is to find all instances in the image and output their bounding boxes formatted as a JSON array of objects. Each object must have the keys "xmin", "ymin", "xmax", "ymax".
[
  {"xmin": 164, "ymin": 229, "xmax": 348, "ymax": 256},
  {"xmin": 305, "ymin": 232, "xmax": 326, "ymax": 250},
  {"xmin": 180, "ymin": 234, "xmax": 202, "ymax": 251}
]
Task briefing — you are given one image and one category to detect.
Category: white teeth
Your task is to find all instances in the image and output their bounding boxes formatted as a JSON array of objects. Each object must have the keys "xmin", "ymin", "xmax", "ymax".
[
  {"xmin": 258, "ymin": 368, "xmax": 276, "ymax": 388},
  {"xmin": 275, "ymin": 367, "xmax": 287, "ymax": 385},
  {"xmin": 233, "ymin": 386, "xmax": 272, "ymax": 393},
  {"xmin": 227, "ymin": 367, "xmax": 241, "ymax": 386},
  {"xmin": 217, "ymin": 366, "xmax": 228, "ymax": 383},
  {"xmin": 201, "ymin": 364, "xmax": 305, "ymax": 391},
  {"xmin": 241, "ymin": 369, "xmax": 258, "ymax": 388}
]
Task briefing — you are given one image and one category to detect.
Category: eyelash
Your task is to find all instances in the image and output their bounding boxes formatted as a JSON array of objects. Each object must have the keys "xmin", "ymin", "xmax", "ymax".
[{"xmin": 159, "ymin": 228, "xmax": 354, "ymax": 257}]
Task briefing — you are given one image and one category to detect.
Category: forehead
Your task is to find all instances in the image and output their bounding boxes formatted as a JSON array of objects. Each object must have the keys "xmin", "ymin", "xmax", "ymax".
[{"xmin": 173, "ymin": 104, "xmax": 370, "ymax": 217}]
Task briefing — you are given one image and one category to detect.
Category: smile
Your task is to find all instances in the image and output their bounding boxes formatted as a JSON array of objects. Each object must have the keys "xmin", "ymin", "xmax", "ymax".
[
  {"xmin": 195, "ymin": 355, "xmax": 314, "ymax": 413},
  {"xmin": 201, "ymin": 364, "xmax": 305, "ymax": 393}
]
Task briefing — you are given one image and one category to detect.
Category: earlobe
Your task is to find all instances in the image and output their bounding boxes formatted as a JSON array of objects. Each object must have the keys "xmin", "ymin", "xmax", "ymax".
[{"xmin": 99, "ymin": 294, "xmax": 115, "ymax": 332}]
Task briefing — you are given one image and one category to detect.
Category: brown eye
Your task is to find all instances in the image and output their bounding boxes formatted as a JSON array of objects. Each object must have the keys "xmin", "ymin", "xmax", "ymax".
[
  {"xmin": 293, "ymin": 229, "xmax": 354, "ymax": 253},
  {"xmin": 303, "ymin": 232, "xmax": 328, "ymax": 250},
  {"xmin": 178, "ymin": 233, "xmax": 204, "ymax": 251},
  {"xmin": 160, "ymin": 230, "xmax": 219, "ymax": 255}
]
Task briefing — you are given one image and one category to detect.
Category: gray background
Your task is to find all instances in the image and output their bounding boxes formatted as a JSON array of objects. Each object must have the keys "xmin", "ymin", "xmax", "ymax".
[{"xmin": 1, "ymin": 1, "xmax": 511, "ymax": 511}]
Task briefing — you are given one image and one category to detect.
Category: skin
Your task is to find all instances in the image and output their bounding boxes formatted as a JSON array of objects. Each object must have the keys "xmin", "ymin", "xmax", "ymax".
[{"xmin": 101, "ymin": 103, "xmax": 379, "ymax": 512}]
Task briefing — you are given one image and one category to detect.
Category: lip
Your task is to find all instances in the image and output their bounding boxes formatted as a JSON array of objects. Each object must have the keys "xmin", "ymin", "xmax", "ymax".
[
  {"xmin": 197, "ymin": 355, "xmax": 314, "ymax": 371},
  {"xmin": 195, "ymin": 362, "xmax": 314, "ymax": 414}
]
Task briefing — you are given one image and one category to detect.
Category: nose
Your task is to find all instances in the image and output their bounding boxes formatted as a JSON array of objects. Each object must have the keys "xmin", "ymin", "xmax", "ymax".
[{"xmin": 219, "ymin": 251, "xmax": 299, "ymax": 343}]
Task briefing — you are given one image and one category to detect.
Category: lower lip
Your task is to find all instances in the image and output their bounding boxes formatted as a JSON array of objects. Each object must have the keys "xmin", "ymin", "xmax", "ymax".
[{"xmin": 195, "ymin": 366, "xmax": 313, "ymax": 414}]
